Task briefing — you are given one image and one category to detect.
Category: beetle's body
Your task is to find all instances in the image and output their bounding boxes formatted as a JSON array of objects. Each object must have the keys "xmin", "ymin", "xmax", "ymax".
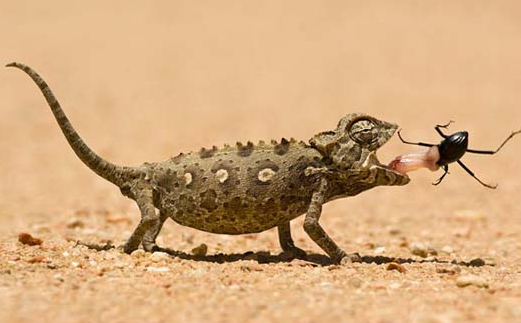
[
  {"xmin": 436, "ymin": 131, "xmax": 468, "ymax": 166},
  {"xmin": 397, "ymin": 122, "xmax": 520, "ymax": 188}
]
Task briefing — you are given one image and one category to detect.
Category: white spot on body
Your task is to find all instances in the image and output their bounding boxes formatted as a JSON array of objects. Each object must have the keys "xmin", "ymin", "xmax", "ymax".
[
  {"xmin": 216, "ymin": 169, "xmax": 229, "ymax": 183},
  {"xmin": 258, "ymin": 168, "xmax": 276, "ymax": 182},
  {"xmin": 184, "ymin": 173, "xmax": 192, "ymax": 185}
]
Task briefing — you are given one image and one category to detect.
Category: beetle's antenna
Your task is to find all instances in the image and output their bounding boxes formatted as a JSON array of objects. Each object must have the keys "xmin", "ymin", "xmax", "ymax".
[
  {"xmin": 397, "ymin": 130, "xmax": 435, "ymax": 147},
  {"xmin": 434, "ymin": 120, "xmax": 455, "ymax": 138},
  {"xmin": 432, "ymin": 165, "xmax": 449, "ymax": 186},
  {"xmin": 466, "ymin": 129, "xmax": 521, "ymax": 155},
  {"xmin": 457, "ymin": 160, "xmax": 497, "ymax": 189}
]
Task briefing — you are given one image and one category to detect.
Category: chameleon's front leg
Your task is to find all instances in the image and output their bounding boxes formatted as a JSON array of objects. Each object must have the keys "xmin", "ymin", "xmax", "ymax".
[
  {"xmin": 277, "ymin": 222, "xmax": 307, "ymax": 258},
  {"xmin": 303, "ymin": 178, "xmax": 361, "ymax": 264},
  {"xmin": 123, "ymin": 186, "xmax": 160, "ymax": 253}
]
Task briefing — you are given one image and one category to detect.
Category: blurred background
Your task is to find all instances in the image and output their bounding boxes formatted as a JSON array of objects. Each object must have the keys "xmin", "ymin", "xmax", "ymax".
[
  {"xmin": 1, "ymin": 0, "xmax": 520, "ymax": 225},
  {"xmin": 1, "ymin": 1, "xmax": 521, "ymax": 322}
]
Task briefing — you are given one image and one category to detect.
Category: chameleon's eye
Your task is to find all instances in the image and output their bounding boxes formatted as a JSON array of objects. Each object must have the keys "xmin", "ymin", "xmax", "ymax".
[{"xmin": 348, "ymin": 119, "xmax": 376, "ymax": 144}]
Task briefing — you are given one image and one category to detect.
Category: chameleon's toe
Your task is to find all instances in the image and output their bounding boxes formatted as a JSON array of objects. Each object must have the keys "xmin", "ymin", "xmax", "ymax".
[
  {"xmin": 142, "ymin": 241, "xmax": 162, "ymax": 253},
  {"xmin": 338, "ymin": 252, "xmax": 362, "ymax": 265},
  {"xmin": 122, "ymin": 242, "xmax": 139, "ymax": 254}
]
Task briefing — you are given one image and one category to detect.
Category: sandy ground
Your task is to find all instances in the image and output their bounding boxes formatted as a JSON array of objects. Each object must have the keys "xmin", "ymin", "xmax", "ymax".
[{"xmin": 1, "ymin": 1, "xmax": 521, "ymax": 322}]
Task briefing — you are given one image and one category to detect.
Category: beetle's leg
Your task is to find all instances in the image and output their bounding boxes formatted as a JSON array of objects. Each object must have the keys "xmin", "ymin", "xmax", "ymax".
[
  {"xmin": 457, "ymin": 160, "xmax": 497, "ymax": 189},
  {"xmin": 434, "ymin": 120, "xmax": 455, "ymax": 138},
  {"xmin": 466, "ymin": 129, "xmax": 521, "ymax": 155},
  {"xmin": 303, "ymin": 178, "xmax": 360, "ymax": 264},
  {"xmin": 277, "ymin": 222, "xmax": 307, "ymax": 259},
  {"xmin": 432, "ymin": 165, "xmax": 449, "ymax": 186},
  {"xmin": 397, "ymin": 130, "xmax": 434, "ymax": 147}
]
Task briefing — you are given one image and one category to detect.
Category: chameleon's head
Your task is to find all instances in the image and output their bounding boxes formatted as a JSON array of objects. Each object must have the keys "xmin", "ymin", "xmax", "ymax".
[{"xmin": 309, "ymin": 113, "xmax": 409, "ymax": 186}]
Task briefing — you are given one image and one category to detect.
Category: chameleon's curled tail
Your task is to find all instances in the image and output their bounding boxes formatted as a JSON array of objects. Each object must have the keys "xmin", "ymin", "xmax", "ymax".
[{"xmin": 7, "ymin": 62, "xmax": 142, "ymax": 187}]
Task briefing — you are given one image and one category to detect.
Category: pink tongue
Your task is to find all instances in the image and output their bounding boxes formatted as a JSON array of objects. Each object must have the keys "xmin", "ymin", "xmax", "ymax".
[{"xmin": 388, "ymin": 146, "xmax": 440, "ymax": 174}]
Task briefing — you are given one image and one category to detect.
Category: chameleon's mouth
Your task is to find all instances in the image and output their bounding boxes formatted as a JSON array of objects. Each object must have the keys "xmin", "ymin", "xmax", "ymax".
[{"xmin": 362, "ymin": 151, "xmax": 410, "ymax": 179}]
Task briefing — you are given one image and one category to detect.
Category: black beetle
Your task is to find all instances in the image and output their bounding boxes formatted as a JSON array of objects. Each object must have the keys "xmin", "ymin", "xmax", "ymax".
[{"xmin": 397, "ymin": 121, "xmax": 521, "ymax": 188}]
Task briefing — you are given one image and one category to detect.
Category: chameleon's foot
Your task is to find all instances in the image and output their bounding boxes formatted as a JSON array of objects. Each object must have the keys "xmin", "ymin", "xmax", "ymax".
[
  {"xmin": 338, "ymin": 252, "xmax": 362, "ymax": 265},
  {"xmin": 142, "ymin": 241, "xmax": 162, "ymax": 253},
  {"xmin": 121, "ymin": 241, "xmax": 139, "ymax": 254},
  {"xmin": 281, "ymin": 246, "xmax": 307, "ymax": 260}
]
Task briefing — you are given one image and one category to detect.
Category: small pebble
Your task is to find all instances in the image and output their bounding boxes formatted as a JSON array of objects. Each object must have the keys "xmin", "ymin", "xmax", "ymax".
[
  {"xmin": 150, "ymin": 252, "xmax": 171, "ymax": 262},
  {"xmin": 399, "ymin": 239, "xmax": 409, "ymax": 247},
  {"xmin": 66, "ymin": 218, "xmax": 85, "ymax": 229},
  {"xmin": 469, "ymin": 258, "xmax": 486, "ymax": 267},
  {"xmin": 386, "ymin": 262, "xmax": 406, "ymax": 273},
  {"xmin": 456, "ymin": 275, "xmax": 489, "ymax": 288},
  {"xmin": 374, "ymin": 246, "xmax": 386, "ymax": 254},
  {"xmin": 240, "ymin": 264, "xmax": 263, "ymax": 272},
  {"xmin": 388, "ymin": 282, "xmax": 401, "ymax": 289},
  {"xmin": 441, "ymin": 246, "xmax": 453, "ymax": 254},
  {"xmin": 436, "ymin": 265, "xmax": 461, "ymax": 275},
  {"xmin": 348, "ymin": 277, "xmax": 362, "ymax": 288},
  {"xmin": 105, "ymin": 215, "xmax": 131, "ymax": 224},
  {"xmin": 191, "ymin": 243, "xmax": 208, "ymax": 257},
  {"xmin": 387, "ymin": 227, "xmax": 401, "ymax": 235},
  {"xmin": 27, "ymin": 255, "xmax": 45, "ymax": 264},
  {"xmin": 410, "ymin": 241, "xmax": 428, "ymax": 258},
  {"xmin": 18, "ymin": 232, "xmax": 43, "ymax": 246},
  {"xmin": 146, "ymin": 266, "xmax": 170, "ymax": 273},
  {"xmin": 131, "ymin": 249, "xmax": 146, "ymax": 258}
]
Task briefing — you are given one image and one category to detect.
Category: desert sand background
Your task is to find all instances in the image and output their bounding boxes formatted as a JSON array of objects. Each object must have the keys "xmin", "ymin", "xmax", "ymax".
[{"xmin": 1, "ymin": 1, "xmax": 521, "ymax": 322}]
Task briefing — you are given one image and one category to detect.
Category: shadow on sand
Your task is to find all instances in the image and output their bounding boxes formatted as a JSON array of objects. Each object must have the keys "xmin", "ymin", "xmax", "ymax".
[{"xmin": 77, "ymin": 241, "xmax": 490, "ymax": 267}]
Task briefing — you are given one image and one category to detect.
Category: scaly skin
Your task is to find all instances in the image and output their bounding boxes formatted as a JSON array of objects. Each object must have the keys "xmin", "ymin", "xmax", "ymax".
[{"xmin": 7, "ymin": 62, "xmax": 410, "ymax": 263}]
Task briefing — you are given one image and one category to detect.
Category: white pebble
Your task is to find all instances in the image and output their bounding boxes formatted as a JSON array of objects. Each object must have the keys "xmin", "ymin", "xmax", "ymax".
[
  {"xmin": 150, "ymin": 251, "xmax": 171, "ymax": 262},
  {"xmin": 456, "ymin": 275, "xmax": 489, "ymax": 288},
  {"xmin": 131, "ymin": 249, "xmax": 146, "ymax": 258},
  {"xmin": 146, "ymin": 266, "xmax": 170, "ymax": 273},
  {"xmin": 374, "ymin": 246, "xmax": 386, "ymax": 254}
]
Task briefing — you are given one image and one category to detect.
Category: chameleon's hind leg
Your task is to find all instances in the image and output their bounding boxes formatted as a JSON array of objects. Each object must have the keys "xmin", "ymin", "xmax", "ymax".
[
  {"xmin": 142, "ymin": 210, "xmax": 168, "ymax": 252},
  {"xmin": 278, "ymin": 222, "xmax": 307, "ymax": 258},
  {"xmin": 123, "ymin": 187, "xmax": 160, "ymax": 254}
]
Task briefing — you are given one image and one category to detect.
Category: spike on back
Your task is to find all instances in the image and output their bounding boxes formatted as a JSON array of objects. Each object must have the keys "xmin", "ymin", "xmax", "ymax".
[
  {"xmin": 237, "ymin": 141, "xmax": 254, "ymax": 157},
  {"xmin": 200, "ymin": 146, "xmax": 218, "ymax": 158},
  {"xmin": 274, "ymin": 137, "xmax": 291, "ymax": 155}
]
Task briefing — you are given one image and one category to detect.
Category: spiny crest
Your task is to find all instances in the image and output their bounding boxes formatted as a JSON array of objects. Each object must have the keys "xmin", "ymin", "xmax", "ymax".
[
  {"xmin": 237, "ymin": 141, "xmax": 254, "ymax": 157},
  {"xmin": 274, "ymin": 137, "xmax": 291, "ymax": 155},
  {"xmin": 199, "ymin": 145, "xmax": 218, "ymax": 158},
  {"xmin": 187, "ymin": 138, "xmax": 308, "ymax": 161},
  {"xmin": 171, "ymin": 152, "xmax": 185, "ymax": 164}
]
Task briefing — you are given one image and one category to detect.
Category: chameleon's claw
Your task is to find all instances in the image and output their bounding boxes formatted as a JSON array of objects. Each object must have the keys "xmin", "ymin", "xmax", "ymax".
[
  {"xmin": 339, "ymin": 252, "xmax": 362, "ymax": 265},
  {"xmin": 142, "ymin": 242, "xmax": 162, "ymax": 253},
  {"xmin": 121, "ymin": 242, "xmax": 139, "ymax": 254}
]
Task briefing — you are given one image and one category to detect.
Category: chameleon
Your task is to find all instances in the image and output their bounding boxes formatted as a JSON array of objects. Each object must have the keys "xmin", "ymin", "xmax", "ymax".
[{"xmin": 7, "ymin": 62, "xmax": 410, "ymax": 264}]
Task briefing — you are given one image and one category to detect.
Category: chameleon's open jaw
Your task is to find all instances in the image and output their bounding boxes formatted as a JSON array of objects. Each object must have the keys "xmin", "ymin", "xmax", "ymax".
[{"xmin": 362, "ymin": 150, "xmax": 410, "ymax": 180}]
